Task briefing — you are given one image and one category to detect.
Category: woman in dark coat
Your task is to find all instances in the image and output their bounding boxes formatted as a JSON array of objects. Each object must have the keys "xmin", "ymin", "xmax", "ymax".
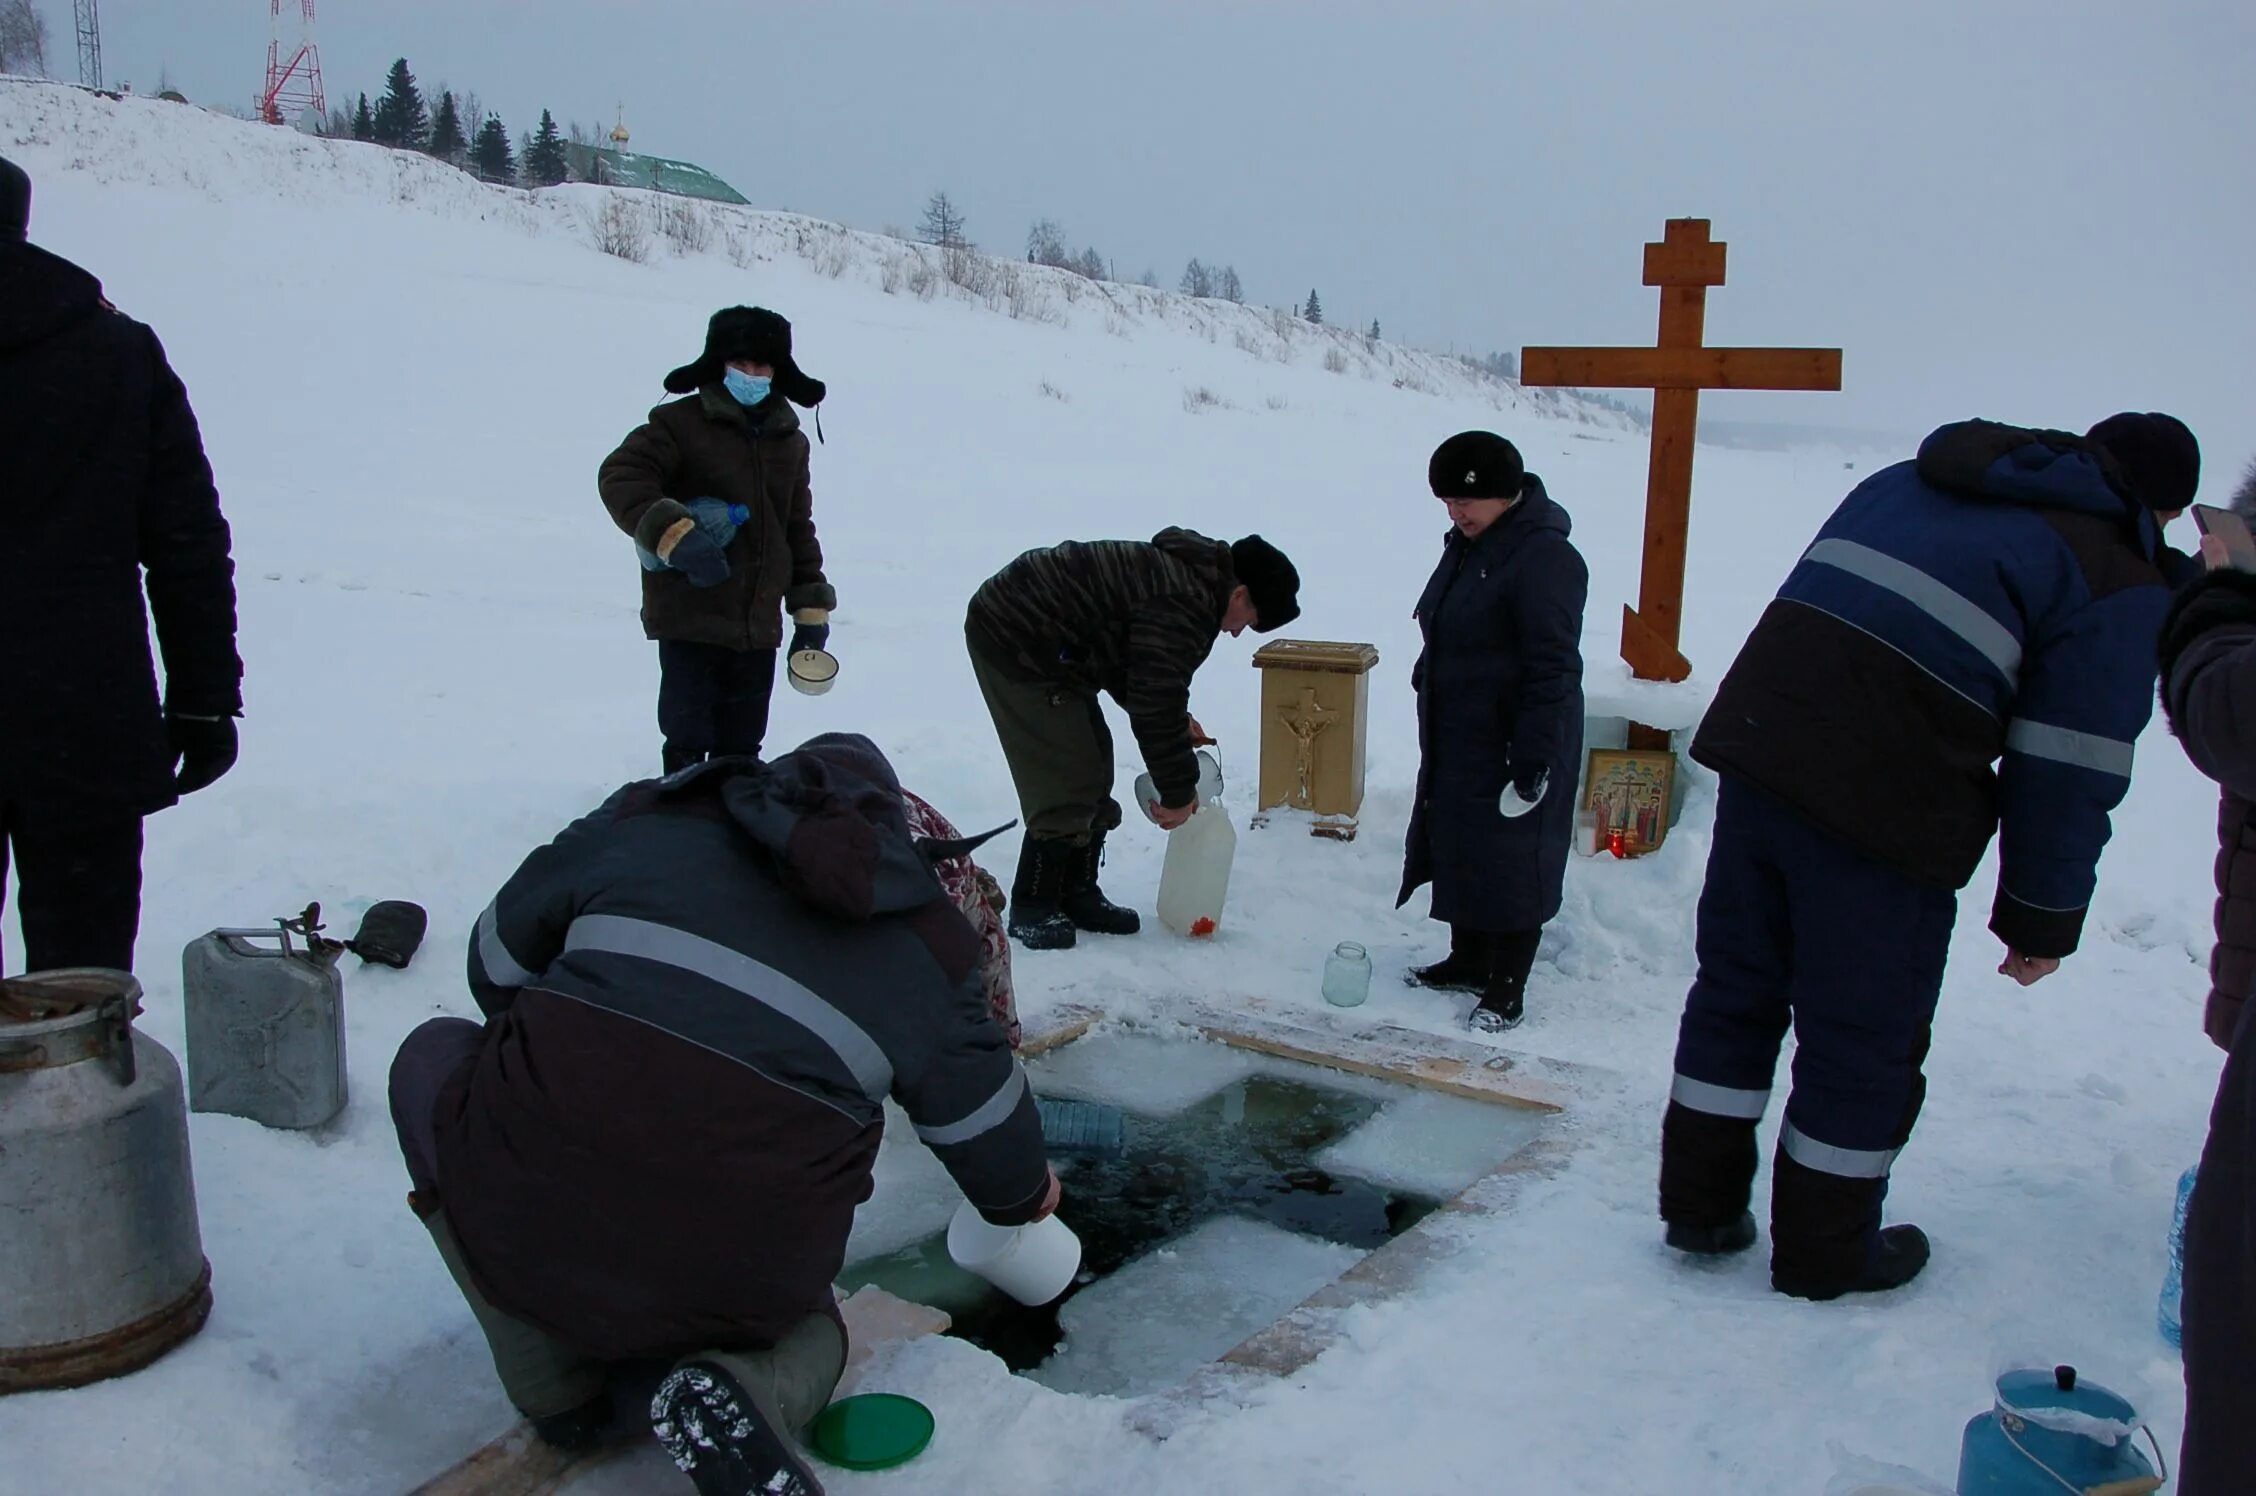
[
  {"xmin": 2156, "ymin": 466, "xmax": 2256, "ymax": 1493},
  {"xmin": 1399, "ymin": 432, "xmax": 1588, "ymax": 1031}
]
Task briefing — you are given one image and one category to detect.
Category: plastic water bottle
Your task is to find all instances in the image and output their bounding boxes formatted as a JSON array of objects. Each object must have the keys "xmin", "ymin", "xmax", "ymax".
[
  {"xmin": 636, "ymin": 499, "xmax": 751, "ymax": 570},
  {"xmin": 1155, "ymin": 803, "xmax": 1237, "ymax": 937},
  {"xmin": 2159, "ymin": 1163, "xmax": 2198, "ymax": 1349}
]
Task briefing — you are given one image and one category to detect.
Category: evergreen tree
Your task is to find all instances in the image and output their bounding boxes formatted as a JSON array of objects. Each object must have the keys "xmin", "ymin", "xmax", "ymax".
[
  {"xmin": 1369, "ymin": 318, "xmax": 1381, "ymax": 341},
  {"xmin": 471, "ymin": 114, "xmax": 516, "ymax": 183},
  {"xmin": 426, "ymin": 91, "xmax": 467, "ymax": 162},
  {"xmin": 919, "ymin": 190, "xmax": 968, "ymax": 248},
  {"xmin": 524, "ymin": 108, "xmax": 569, "ymax": 187},
  {"xmin": 1218, "ymin": 265, "xmax": 1244, "ymax": 303},
  {"xmin": 351, "ymin": 92, "xmax": 373, "ymax": 141},
  {"xmin": 1303, "ymin": 289, "xmax": 1323, "ymax": 324},
  {"xmin": 370, "ymin": 59, "xmax": 427, "ymax": 149}
]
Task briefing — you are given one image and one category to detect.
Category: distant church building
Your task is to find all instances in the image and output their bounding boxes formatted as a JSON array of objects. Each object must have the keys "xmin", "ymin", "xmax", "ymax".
[{"xmin": 563, "ymin": 107, "xmax": 749, "ymax": 206}]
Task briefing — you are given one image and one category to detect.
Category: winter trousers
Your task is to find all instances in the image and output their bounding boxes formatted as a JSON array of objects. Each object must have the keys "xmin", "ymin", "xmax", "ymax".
[
  {"xmin": 0, "ymin": 799, "xmax": 144, "ymax": 974},
  {"xmin": 2180, "ymin": 1004, "xmax": 2256, "ymax": 1492},
  {"xmin": 389, "ymin": 1018, "xmax": 847, "ymax": 1430},
  {"xmin": 1659, "ymin": 775, "xmax": 1955, "ymax": 1295},
  {"xmin": 657, "ymin": 640, "xmax": 778, "ymax": 774},
  {"xmin": 967, "ymin": 638, "xmax": 1121, "ymax": 843}
]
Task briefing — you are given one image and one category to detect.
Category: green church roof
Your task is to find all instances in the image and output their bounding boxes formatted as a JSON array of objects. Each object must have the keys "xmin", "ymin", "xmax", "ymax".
[{"xmin": 565, "ymin": 144, "xmax": 748, "ymax": 205}]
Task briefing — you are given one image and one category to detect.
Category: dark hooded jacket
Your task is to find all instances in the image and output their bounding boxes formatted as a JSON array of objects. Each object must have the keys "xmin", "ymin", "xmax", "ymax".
[
  {"xmin": 1692, "ymin": 420, "xmax": 2188, "ymax": 959},
  {"xmin": 434, "ymin": 736, "xmax": 1048, "ymax": 1359},
  {"xmin": 598, "ymin": 386, "xmax": 834, "ymax": 651},
  {"xmin": 1397, "ymin": 476, "xmax": 1588, "ymax": 931},
  {"xmin": 2154, "ymin": 463, "xmax": 2256, "ymax": 1494},
  {"xmin": 0, "ymin": 240, "xmax": 240, "ymax": 811},
  {"xmin": 965, "ymin": 528, "xmax": 1236, "ymax": 808}
]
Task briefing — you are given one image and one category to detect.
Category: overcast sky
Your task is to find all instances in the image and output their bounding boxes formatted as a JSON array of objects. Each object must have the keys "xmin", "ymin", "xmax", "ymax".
[{"xmin": 56, "ymin": 0, "xmax": 2256, "ymax": 466}]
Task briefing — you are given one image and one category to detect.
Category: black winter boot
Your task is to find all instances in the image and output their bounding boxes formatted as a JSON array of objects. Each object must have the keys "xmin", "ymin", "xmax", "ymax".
[
  {"xmin": 1059, "ymin": 830, "xmax": 1140, "ymax": 935},
  {"xmin": 1770, "ymin": 1147, "xmax": 1928, "ymax": 1300},
  {"xmin": 1665, "ymin": 1211, "xmax": 1758, "ymax": 1257},
  {"xmin": 1008, "ymin": 838, "xmax": 1078, "ymax": 951},
  {"xmin": 1469, "ymin": 929, "xmax": 1541, "ymax": 1033},
  {"xmin": 1407, "ymin": 926, "xmax": 1493, "ymax": 993},
  {"xmin": 530, "ymin": 1395, "xmax": 616, "ymax": 1455},
  {"xmin": 1775, "ymin": 1225, "xmax": 1930, "ymax": 1302}
]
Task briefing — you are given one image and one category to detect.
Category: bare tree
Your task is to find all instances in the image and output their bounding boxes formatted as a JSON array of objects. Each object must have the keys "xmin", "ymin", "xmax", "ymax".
[
  {"xmin": 1180, "ymin": 259, "xmax": 1215, "ymax": 298},
  {"xmin": 1026, "ymin": 217, "xmax": 1070, "ymax": 268},
  {"xmin": 919, "ymin": 190, "xmax": 968, "ymax": 248},
  {"xmin": 1138, "ymin": 267, "xmax": 1160, "ymax": 289},
  {"xmin": 1218, "ymin": 265, "xmax": 1244, "ymax": 303},
  {"xmin": 0, "ymin": 0, "xmax": 49, "ymax": 75},
  {"xmin": 1074, "ymin": 247, "xmax": 1108, "ymax": 281}
]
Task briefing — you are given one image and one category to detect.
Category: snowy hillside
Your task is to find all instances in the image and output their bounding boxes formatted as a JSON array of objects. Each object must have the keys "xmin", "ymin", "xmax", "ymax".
[{"xmin": 0, "ymin": 79, "xmax": 2229, "ymax": 1495}]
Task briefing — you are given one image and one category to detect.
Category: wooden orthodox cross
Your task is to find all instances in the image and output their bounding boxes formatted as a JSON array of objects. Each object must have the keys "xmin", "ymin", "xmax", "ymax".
[{"xmin": 1521, "ymin": 219, "xmax": 1842, "ymax": 710}]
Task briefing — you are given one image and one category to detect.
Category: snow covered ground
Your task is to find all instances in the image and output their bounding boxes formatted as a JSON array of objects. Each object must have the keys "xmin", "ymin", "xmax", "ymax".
[{"xmin": 0, "ymin": 81, "xmax": 2236, "ymax": 1494}]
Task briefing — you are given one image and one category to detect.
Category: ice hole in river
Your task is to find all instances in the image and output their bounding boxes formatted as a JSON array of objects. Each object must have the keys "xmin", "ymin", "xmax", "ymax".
[{"xmin": 838, "ymin": 1032, "xmax": 1549, "ymax": 1398}]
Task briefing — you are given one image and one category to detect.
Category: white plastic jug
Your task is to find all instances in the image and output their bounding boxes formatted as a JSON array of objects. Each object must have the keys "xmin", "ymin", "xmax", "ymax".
[
  {"xmin": 946, "ymin": 1201, "xmax": 1082, "ymax": 1306},
  {"xmin": 1156, "ymin": 802, "xmax": 1236, "ymax": 938}
]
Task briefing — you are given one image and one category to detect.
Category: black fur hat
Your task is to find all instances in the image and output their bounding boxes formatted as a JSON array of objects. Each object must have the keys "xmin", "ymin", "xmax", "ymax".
[
  {"xmin": 1230, "ymin": 535, "xmax": 1301, "ymax": 633},
  {"xmin": 664, "ymin": 305, "xmax": 826, "ymax": 406},
  {"xmin": 1429, "ymin": 430, "xmax": 1524, "ymax": 500},
  {"xmin": 0, "ymin": 155, "xmax": 29, "ymax": 241},
  {"xmin": 2086, "ymin": 411, "xmax": 2199, "ymax": 511}
]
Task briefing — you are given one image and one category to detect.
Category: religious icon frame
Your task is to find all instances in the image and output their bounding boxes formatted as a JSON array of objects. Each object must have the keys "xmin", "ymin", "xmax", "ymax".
[{"xmin": 1581, "ymin": 748, "xmax": 1676, "ymax": 858}]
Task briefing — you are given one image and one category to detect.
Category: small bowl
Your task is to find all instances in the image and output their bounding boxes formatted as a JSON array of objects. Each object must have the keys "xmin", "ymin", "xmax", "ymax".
[{"xmin": 787, "ymin": 648, "xmax": 839, "ymax": 696}]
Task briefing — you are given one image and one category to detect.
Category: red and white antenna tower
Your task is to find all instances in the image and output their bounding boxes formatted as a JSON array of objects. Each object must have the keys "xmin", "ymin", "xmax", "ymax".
[{"xmin": 259, "ymin": 0, "xmax": 326, "ymax": 126}]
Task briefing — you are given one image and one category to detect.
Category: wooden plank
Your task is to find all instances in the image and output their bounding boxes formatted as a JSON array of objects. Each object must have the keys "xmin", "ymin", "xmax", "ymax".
[
  {"xmin": 1018, "ymin": 1002, "xmax": 1102, "ymax": 1057},
  {"xmin": 1635, "ymin": 383, "xmax": 1701, "ymax": 657},
  {"xmin": 1178, "ymin": 998, "xmax": 1573, "ymax": 1112},
  {"xmin": 1643, "ymin": 236, "xmax": 1726, "ymax": 288},
  {"xmin": 1619, "ymin": 604, "xmax": 1692, "ymax": 684},
  {"xmin": 1519, "ymin": 345, "xmax": 1842, "ymax": 391}
]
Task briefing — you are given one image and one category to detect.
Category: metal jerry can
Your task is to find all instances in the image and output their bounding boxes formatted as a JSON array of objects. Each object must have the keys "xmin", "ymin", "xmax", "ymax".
[
  {"xmin": 182, "ymin": 919, "xmax": 347, "ymax": 1130},
  {"xmin": 1956, "ymin": 1365, "xmax": 2164, "ymax": 1496},
  {"xmin": 0, "ymin": 970, "xmax": 212, "ymax": 1392}
]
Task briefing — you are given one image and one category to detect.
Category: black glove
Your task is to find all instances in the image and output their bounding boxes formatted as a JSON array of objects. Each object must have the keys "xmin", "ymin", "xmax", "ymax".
[
  {"xmin": 345, "ymin": 900, "xmax": 429, "ymax": 969},
  {"xmin": 790, "ymin": 620, "xmax": 831, "ymax": 654},
  {"xmin": 168, "ymin": 713, "xmax": 238, "ymax": 796},
  {"xmin": 664, "ymin": 527, "xmax": 731, "ymax": 588}
]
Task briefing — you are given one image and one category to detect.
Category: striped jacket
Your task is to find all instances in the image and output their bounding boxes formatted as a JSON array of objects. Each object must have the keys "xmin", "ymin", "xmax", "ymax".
[
  {"xmin": 437, "ymin": 737, "xmax": 1047, "ymax": 1358},
  {"xmin": 1693, "ymin": 420, "xmax": 2190, "ymax": 959},
  {"xmin": 965, "ymin": 527, "xmax": 1236, "ymax": 807}
]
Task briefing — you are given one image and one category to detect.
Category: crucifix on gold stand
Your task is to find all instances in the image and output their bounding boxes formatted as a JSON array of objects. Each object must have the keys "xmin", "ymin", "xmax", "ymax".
[{"xmin": 1521, "ymin": 219, "xmax": 1842, "ymax": 749}]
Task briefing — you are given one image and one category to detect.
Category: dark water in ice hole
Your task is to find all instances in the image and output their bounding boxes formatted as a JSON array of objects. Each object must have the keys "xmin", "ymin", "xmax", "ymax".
[{"xmin": 836, "ymin": 1070, "xmax": 1443, "ymax": 1372}]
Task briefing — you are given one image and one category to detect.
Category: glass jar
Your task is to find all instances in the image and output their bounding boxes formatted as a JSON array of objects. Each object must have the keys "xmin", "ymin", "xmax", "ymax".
[{"xmin": 1320, "ymin": 941, "xmax": 1372, "ymax": 1008}]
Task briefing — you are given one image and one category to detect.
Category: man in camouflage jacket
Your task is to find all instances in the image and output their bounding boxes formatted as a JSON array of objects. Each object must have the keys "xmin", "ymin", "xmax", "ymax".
[{"xmin": 964, "ymin": 528, "xmax": 1299, "ymax": 949}]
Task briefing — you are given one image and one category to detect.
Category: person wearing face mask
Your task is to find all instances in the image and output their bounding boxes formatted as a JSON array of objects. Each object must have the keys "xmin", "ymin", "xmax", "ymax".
[
  {"xmin": 1398, "ymin": 432, "xmax": 1588, "ymax": 1034},
  {"xmin": 600, "ymin": 306, "xmax": 834, "ymax": 773}
]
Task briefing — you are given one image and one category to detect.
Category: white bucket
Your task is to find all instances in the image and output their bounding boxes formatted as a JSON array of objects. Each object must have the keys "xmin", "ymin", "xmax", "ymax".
[
  {"xmin": 945, "ymin": 1201, "xmax": 1082, "ymax": 1306},
  {"xmin": 786, "ymin": 649, "xmax": 839, "ymax": 697}
]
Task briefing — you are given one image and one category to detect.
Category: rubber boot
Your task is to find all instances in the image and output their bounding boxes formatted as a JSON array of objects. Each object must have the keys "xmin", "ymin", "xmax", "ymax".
[
  {"xmin": 1008, "ymin": 837, "xmax": 1078, "ymax": 950},
  {"xmin": 651, "ymin": 1313, "xmax": 845, "ymax": 1496},
  {"xmin": 1059, "ymin": 829, "xmax": 1140, "ymax": 935},
  {"xmin": 414, "ymin": 1202, "xmax": 611, "ymax": 1450}
]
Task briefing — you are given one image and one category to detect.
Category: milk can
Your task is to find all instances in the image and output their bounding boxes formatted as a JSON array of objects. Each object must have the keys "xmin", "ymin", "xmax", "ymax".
[
  {"xmin": 0, "ymin": 969, "xmax": 212, "ymax": 1393},
  {"xmin": 183, "ymin": 920, "xmax": 348, "ymax": 1130}
]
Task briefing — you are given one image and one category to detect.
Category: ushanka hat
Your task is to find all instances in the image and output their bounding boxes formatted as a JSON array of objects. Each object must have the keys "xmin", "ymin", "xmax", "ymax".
[
  {"xmin": 664, "ymin": 305, "xmax": 827, "ymax": 405},
  {"xmin": 1428, "ymin": 431, "xmax": 1524, "ymax": 500}
]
